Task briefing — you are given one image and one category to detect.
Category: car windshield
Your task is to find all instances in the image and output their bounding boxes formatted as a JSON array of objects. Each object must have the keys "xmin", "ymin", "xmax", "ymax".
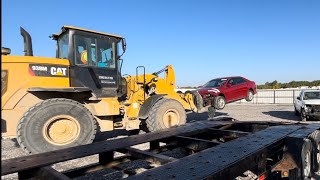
[
  {"xmin": 303, "ymin": 91, "xmax": 320, "ymax": 100},
  {"xmin": 203, "ymin": 78, "xmax": 227, "ymax": 88}
]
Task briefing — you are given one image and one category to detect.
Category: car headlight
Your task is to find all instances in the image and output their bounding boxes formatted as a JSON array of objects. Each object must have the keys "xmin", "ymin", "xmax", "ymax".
[
  {"xmin": 304, "ymin": 105, "xmax": 312, "ymax": 112},
  {"xmin": 1, "ymin": 70, "xmax": 8, "ymax": 96}
]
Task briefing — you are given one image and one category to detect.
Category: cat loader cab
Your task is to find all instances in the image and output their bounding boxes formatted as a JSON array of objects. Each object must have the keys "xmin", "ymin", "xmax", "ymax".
[{"xmin": 52, "ymin": 26, "xmax": 127, "ymax": 98}]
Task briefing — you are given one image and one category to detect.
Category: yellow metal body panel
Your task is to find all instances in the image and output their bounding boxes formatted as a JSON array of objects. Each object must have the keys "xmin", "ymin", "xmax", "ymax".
[
  {"xmin": 1, "ymin": 55, "xmax": 71, "ymax": 137},
  {"xmin": 85, "ymin": 98, "xmax": 120, "ymax": 116},
  {"xmin": 1, "ymin": 56, "xmax": 70, "ymax": 109},
  {"xmin": 124, "ymin": 65, "xmax": 195, "ymax": 119}
]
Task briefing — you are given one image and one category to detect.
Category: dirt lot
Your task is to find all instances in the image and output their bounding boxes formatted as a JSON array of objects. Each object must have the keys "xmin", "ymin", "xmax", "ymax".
[{"xmin": 2, "ymin": 104, "xmax": 319, "ymax": 179}]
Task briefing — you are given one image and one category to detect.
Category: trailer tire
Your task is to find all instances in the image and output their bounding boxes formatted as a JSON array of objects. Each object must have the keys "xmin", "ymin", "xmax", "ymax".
[
  {"xmin": 301, "ymin": 139, "xmax": 312, "ymax": 180},
  {"xmin": 309, "ymin": 130, "xmax": 320, "ymax": 173},
  {"xmin": 146, "ymin": 98, "xmax": 186, "ymax": 132},
  {"xmin": 17, "ymin": 98, "xmax": 97, "ymax": 154}
]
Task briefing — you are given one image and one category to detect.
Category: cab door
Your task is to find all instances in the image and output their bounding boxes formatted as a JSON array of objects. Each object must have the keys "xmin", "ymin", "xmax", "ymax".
[{"xmin": 69, "ymin": 32, "xmax": 120, "ymax": 98}]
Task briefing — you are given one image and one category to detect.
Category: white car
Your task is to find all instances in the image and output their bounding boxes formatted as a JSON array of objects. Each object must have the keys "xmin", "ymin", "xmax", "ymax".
[{"xmin": 294, "ymin": 89, "xmax": 320, "ymax": 121}]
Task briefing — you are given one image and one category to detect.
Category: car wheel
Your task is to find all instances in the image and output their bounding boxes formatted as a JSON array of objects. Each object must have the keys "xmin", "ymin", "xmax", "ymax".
[
  {"xmin": 215, "ymin": 96, "xmax": 226, "ymax": 110},
  {"xmin": 301, "ymin": 108, "xmax": 307, "ymax": 121},
  {"xmin": 245, "ymin": 90, "xmax": 254, "ymax": 102}
]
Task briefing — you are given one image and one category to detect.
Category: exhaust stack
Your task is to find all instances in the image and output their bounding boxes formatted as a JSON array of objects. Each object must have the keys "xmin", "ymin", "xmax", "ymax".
[{"xmin": 20, "ymin": 27, "xmax": 33, "ymax": 56}]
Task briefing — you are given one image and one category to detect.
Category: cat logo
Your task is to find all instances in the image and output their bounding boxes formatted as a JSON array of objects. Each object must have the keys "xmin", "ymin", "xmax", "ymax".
[{"xmin": 50, "ymin": 67, "xmax": 67, "ymax": 76}]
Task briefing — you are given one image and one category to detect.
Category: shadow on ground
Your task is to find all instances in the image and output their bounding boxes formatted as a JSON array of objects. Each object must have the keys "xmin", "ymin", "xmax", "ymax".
[
  {"xmin": 95, "ymin": 129, "xmax": 134, "ymax": 142},
  {"xmin": 262, "ymin": 111, "xmax": 300, "ymax": 121},
  {"xmin": 187, "ymin": 111, "xmax": 228, "ymax": 122}
]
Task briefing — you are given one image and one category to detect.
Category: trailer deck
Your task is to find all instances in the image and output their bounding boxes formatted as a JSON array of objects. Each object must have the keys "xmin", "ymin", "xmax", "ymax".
[{"xmin": 2, "ymin": 118, "xmax": 319, "ymax": 179}]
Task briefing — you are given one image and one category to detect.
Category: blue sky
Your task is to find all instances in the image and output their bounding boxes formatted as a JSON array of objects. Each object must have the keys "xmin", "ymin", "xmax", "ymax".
[{"xmin": 2, "ymin": 0, "xmax": 320, "ymax": 87}]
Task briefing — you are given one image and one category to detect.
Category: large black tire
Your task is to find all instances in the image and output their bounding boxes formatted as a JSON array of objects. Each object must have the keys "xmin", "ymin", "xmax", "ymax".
[
  {"xmin": 301, "ymin": 139, "xmax": 312, "ymax": 180},
  {"xmin": 185, "ymin": 90, "xmax": 203, "ymax": 112},
  {"xmin": 245, "ymin": 90, "xmax": 254, "ymax": 102},
  {"xmin": 215, "ymin": 96, "xmax": 226, "ymax": 110},
  {"xmin": 17, "ymin": 98, "xmax": 97, "ymax": 154},
  {"xmin": 146, "ymin": 98, "xmax": 186, "ymax": 132},
  {"xmin": 309, "ymin": 130, "xmax": 320, "ymax": 173}
]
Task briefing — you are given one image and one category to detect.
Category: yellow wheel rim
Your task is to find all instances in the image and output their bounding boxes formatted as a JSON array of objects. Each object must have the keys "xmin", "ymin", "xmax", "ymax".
[
  {"xmin": 163, "ymin": 109, "xmax": 180, "ymax": 128},
  {"xmin": 43, "ymin": 115, "xmax": 80, "ymax": 146}
]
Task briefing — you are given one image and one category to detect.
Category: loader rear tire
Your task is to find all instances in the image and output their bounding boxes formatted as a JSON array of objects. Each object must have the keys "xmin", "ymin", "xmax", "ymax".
[
  {"xmin": 146, "ymin": 98, "xmax": 186, "ymax": 132},
  {"xmin": 17, "ymin": 98, "xmax": 97, "ymax": 154}
]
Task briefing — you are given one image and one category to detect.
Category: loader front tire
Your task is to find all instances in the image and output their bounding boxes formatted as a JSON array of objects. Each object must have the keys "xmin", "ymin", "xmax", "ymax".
[
  {"xmin": 146, "ymin": 99, "xmax": 186, "ymax": 132},
  {"xmin": 17, "ymin": 98, "xmax": 97, "ymax": 154},
  {"xmin": 185, "ymin": 90, "xmax": 203, "ymax": 112}
]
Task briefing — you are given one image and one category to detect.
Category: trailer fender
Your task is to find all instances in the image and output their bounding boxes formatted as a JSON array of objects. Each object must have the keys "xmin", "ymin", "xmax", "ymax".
[{"xmin": 138, "ymin": 94, "xmax": 166, "ymax": 119}]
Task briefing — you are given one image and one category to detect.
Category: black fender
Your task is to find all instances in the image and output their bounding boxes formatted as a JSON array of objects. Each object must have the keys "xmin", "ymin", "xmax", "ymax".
[
  {"xmin": 138, "ymin": 94, "xmax": 166, "ymax": 119},
  {"xmin": 27, "ymin": 87, "xmax": 93, "ymax": 99},
  {"xmin": 28, "ymin": 87, "xmax": 92, "ymax": 93}
]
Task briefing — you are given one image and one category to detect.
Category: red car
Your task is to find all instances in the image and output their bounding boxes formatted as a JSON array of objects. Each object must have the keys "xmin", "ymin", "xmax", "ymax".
[{"xmin": 197, "ymin": 76, "xmax": 257, "ymax": 110}]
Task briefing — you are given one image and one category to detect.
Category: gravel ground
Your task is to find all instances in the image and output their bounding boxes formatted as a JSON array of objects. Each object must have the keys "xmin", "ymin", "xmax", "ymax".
[{"xmin": 2, "ymin": 104, "xmax": 319, "ymax": 179}]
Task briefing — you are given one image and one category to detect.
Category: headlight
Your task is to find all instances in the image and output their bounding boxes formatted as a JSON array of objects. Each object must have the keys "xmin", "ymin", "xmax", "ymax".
[
  {"xmin": 304, "ymin": 105, "xmax": 312, "ymax": 112},
  {"xmin": 1, "ymin": 70, "xmax": 8, "ymax": 96}
]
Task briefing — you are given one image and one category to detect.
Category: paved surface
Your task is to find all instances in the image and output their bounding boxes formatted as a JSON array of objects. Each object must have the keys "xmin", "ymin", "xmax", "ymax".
[{"xmin": 1, "ymin": 104, "xmax": 319, "ymax": 179}]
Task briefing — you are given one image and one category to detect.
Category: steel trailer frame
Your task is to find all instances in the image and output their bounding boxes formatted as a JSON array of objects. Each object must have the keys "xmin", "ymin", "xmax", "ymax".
[{"xmin": 1, "ymin": 119, "xmax": 319, "ymax": 180}]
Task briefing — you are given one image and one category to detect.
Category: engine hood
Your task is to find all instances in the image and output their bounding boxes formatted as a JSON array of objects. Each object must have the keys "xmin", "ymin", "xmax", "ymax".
[
  {"xmin": 197, "ymin": 87, "xmax": 221, "ymax": 95},
  {"xmin": 304, "ymin": 99, "xmax": 320, "ymax": 105}
]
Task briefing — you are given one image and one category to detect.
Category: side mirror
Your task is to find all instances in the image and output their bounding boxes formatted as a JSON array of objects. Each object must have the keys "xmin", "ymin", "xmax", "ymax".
[
  {"xmin": 297, "ymin": 97, "xmax": 300, "ymax": 100},
  {"xmin": 121, "ymin": 38, "xmax": 126, "ymax": 53},
  {"xmin": 226, "ymin": 84, "xmax": 231, "ymax": 88},
  {"xmin": 118, "ymin": 38, "xmax": 127, "ymax": 58}
]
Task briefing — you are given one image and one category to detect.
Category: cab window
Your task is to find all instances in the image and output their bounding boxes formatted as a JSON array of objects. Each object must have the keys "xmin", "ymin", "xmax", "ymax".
[
  {"xmin": 73, "ymin": 34, "xmax": 116, "ymax": 69},
  {"xmin": 57, "ymin": 32, "xmax": 69, "ymax": 59},
  {"xmin": 97, "ymin": 39, "xmax": 116, "ymax": 68}
]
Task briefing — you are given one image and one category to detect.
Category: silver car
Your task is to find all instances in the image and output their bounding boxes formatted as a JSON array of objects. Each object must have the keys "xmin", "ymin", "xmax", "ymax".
[{"xmin": 294, "ymin": 89, "xmax": 320, "ymax": 121}]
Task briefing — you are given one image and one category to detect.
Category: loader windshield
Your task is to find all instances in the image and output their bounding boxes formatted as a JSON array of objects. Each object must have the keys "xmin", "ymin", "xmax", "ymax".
[{"xmin": 74, "ymin": 34, "xmax": 117, "ymax": 69}]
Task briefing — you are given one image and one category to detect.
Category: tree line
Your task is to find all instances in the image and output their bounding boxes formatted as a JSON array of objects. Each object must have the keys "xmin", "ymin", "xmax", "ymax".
[{"xmin": 257, "ymin": 80, "xmax": 320, "ymax": 89}]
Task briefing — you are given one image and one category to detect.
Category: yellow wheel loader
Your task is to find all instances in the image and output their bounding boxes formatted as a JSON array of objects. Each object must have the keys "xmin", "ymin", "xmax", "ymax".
[{"xmin": 1, "ymin": 26, "xmax": 204, "ymax": 154}]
